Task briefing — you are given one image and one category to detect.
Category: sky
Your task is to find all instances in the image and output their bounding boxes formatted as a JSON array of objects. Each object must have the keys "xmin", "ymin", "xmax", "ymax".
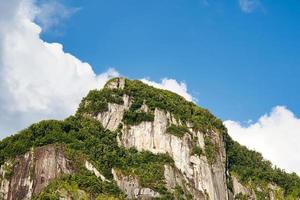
[
  {"xmin": 0, "ymin": 0, "xmax": 300, "ymax": 174},
  {"xmin": 41, "ymin": 0, "xmax": 300, "ymax": 122}
]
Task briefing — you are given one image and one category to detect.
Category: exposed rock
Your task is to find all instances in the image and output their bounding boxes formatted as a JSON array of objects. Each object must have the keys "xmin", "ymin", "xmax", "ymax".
[
  {"xmin": 231, "ymin": 176, "xmax": 255, "ymax": 199},
  {"xmin": 230, "ymin": 176, "xmax": 287, "ymax": 200},
  {"xmin": 118, "ymin": 108, "xmax": 228, "ymax": 200},
  {"xmin": 0, "ymin": 145, "xmax": 73, "ymax": 200},
  {"xmin": 91, "ymin": 85, "xmax": 229, "ymax": 199},
  {"xmin": 105, "ymin": 77, "xmax": 126, "ymax": 90},
  {"xmin": 268, "ymin": 184, "xmax": 284, "ymax": 200},
  {"xmin": 0, "ymin": 145, "xmax": 103, "ymax": 200},
  {"xmin": 58, "ymin": 188, "xmax": 88, "ymax": 200},
  {"xmin": 85, "ymin": 160, "xmax": 109, "ymax": 182},
  {"xmin": 0, "ymin": 161, "xmax": 15, "ymax": 200},
  {"xmin": 164, "ymin": 164, "xmax": 205, "ymax": 199},
  {"xmin": 97, "ymin": 94, "xmax": 130, "ymax": 131},
  {"xmin": 112, "ymin": 168, "xmax": 160, "ymax": 199},
  {"xmin": 33, "ymin": 145, "xmax": 73, "ymax": 194},
  {"xmin": 2, "ymin": 78, "xmax": 297, "ymax": 200},
  {"xmin": 140, "ymin": 102, "xmax": 149, "ymax": 113}
]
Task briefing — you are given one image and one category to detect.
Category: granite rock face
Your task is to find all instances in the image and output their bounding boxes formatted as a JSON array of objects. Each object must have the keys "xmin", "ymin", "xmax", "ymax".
[
  {"xmin": 112, "ymin": 168, "xmax": 160, "ymax": 200},
  {"xmin": 0, "ymin": 145, "xmax": 104, "ymax": 200},
  {"xmin": 119, "ymin": 108, "xmax": 228, "ymax": 200},
  {"xmin": 96, "ymin": 94, "xmax": 131, "ymax": 131},
  {"xmin": 96, "ymin": 78, "xmax": 229, "ymax": 200},
  {"xmin": 0, "ymin": 145, "xmax": 72, "ymax": 200},
  {"xmin": 231, "ymin": 176, "xmax": 256, "ymax": 200},
  {"xmin": 229, "ymin": 175, "xmax": 287, "ymax": 200},
  {"xmin": 0, "ymin": 78, "xmax": 291, "ymax": 200},
  {"xmin": 94, "ymin": 78, "xmax": 287, "ymax": 200}
]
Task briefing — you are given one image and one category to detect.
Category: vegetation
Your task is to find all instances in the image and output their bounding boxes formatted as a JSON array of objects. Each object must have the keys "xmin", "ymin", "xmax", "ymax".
[
  {"xmin": 191, "ymin": 146, "xmax": 203, "ymax": 157},
  {"xmin": 0, "ymin": 116, "xmax": 173, "ymax": 198},
  {"xmin": 204, "ymin": 136, "xmax": 217, "ymax": 165},
  {"xmin": 96, "ymin": 194, "xmax": 121, "ymax": 200},
  {"xmin": 123, "ymin": 110, "xmax": 154, "ymax": 125},
  {"xmin": 234, "ymin": 193, "xmax": 249, "ymax": 200},
  {"xmin": 1, "ymin": 78, "xmax": 300, "ymax": 199},
  {"xmin": 36, "ymin": 169, "xmax": 124, "ymax": 200},
  {"xmin": 78, "ymin": 79, "xmax": 225, "ymax": 133},
  {"xmin": 123, "ymin": 79, "xmax": 225, "ymax": 134},
  {"xmin": 255, "ymin": 190, "xmax": 269, "ymax": 200},
  {"xmin": 166, "ymin": 124, "xmax": 189, "ymax": 138},
  {"xmin": 36, "ymin": 178, "xmax": 89, "ymax": 200},
  {"xmin": 173, "ymin": 185, "xmax": 192, "ymax": 200},
  {"xmin": 3, "ymin": 162, "xmax": 14, "ymax": 180},
  {"xmin": 174, "ymin": 185, "xmax": 185, "ymax": 200},
  {"xmin": 77, "ymin": 88, "xmax": 124, "ymax": 116},
  {"xmin": 114, "ymin": 148, "xmax": 173, "ymax": 192}
]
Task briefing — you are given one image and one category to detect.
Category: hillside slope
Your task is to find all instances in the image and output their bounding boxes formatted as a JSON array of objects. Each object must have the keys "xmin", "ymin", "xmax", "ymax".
[{"xmin": 0, "ymin": 77, "xmax": 299, "ymax": 200}]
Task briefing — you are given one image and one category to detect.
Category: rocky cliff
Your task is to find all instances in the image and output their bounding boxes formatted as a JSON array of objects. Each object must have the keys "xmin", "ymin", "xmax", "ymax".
[
  {"xmin": 0, "ymin": 77, "xmax": 299, "ymax": 200},
  {"xmin": 0, "ymin": 144, "xmax": 108, "ymax": 200},
  {"xmin": 97, "ymin": 78, "xmax": 228, "ymax": 200}
]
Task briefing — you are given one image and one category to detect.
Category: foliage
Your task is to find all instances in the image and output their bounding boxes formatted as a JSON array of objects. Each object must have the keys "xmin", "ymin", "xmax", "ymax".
[
  {"xmin": 2, "ymin": 78, "xmax": 300, "ymax": 199},
  {"xmin": 191, "ymin": 146, "xmax": 203, "ymax": 157},
  {"xmin": 77, "ymin": 88, "xmax": 124, "ymax": 116},
  {"xmin": 123, "ymin": 110, "xmax": 154, "ymax": 125},
  {"xmin": 3, "ymin": 162, "xmax": 14, "ymax": 180},
  {"xmin": 173, "ymin": 185, "xmax": 192, "ymax": 200},
  {"xmin": 78, "ymin": 79, "xmax": 226, "ymax": 134},
  {"xmin": 234, "ymin": 193, "xmax": 249, "ymax": 200},
  {"xmin": 36, "ymin": 169, "xmax": 125, "ymax": 200},
  {"xmin": 122, "ymin": 79, "xmax": 226, "ymax": 134},
  {"xmin": 174, "ymin": 185, "xmax": 185, "ymax": 200},
  {"xmin": 115, "ymin": 148, "xmax": 173, "ymax": 192},
  {"xmin": 255, "ymin": 190, "xmax": 269, "ymax": 200},
  {"xmin": 96, "ymin": 194, "xmax": 121, "ymax": 200},
  {"xmin": 35, "ymin": 178, "xmax": 89, "ymax": 200},
  {"xmin": 225, "ymin": 134, "xmax": 300, "ymax": 198},
  {"xmin": 0, "ymin": 115, "xmax": 174, "ymax": 197},
  {"xmin": 103, "ymin": 77, "xmax": 120, "ymax": 88},
  {"xmin": 166, "ymin": 124, "xmax": 189, "ymax": 138},
  {"xmin": 204, "ymin": 136, "xmax": 217, "ymax": 165},
  {"xmin": 70, "ymin": 169, "xmax": 124, "ymax": 198}
]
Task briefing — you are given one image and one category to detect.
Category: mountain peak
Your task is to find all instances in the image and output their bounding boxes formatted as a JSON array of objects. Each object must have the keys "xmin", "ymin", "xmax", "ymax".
[
  {"xmin": 104, "ymin": 77, "xmax": 126, "ymax": 90},
  {"xmin": 0, "ymin": 78, "xmax": 300, "ymax": 200}
]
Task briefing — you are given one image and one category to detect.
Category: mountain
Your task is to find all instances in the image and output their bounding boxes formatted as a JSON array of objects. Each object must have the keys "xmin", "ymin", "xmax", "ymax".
[{"xmin": 0, "ymin": 77, "xmax": 299, "ymax": 200}]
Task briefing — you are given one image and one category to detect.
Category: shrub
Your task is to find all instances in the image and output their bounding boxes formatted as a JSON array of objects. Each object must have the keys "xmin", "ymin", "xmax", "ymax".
[
  {"xmin": 191, "ymin": 146, "xmax": 203, "ymax": 157},
  {"xmin": 77, "ymin": 88, "xmax": 124, "ymax": 116},
  {"xmin": 0, "ymin": 115, "xmax": 174, "ymax": 198},
  {"xmin": 204, "ymin": 136, "xmax": 217, "ymax": 165},
  {"xmin": 166, "ymin": 124, "xmax": 189, "ymax": 138},
  {"xmin": 123, "ymin": 110, "xmax": 154, "ymax": 125},
  {"xmin": 234, "ymin": 193, "xmax": 249, "ymax": 200}
]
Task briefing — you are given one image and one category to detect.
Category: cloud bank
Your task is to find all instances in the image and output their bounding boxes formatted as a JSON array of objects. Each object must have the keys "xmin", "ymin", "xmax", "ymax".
[
  {"xmin": 0, "ymin": 0, "xmax": 119, "ymax": 137},
  {"xmin": 35, "ymin": 0, "xmax": 80, "ymax": 31},
  {"xmin": 224, "ymin": 106, "xmax": 300, "ymax": 174},
  {"xmin": 0, "ymin": 0, "xmax": 194, "ymax": 138}
]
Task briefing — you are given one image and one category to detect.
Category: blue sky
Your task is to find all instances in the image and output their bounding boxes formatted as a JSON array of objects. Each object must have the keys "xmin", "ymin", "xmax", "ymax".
[{"xmin": 41, "ymin": 0, "xmax": 300, "ymax": 123}]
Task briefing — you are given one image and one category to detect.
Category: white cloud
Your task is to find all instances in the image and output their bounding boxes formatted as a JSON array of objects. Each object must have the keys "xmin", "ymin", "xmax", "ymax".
[
  {"xmin": 238, "ymin": 0, "xmax": 261, "ymax": 13},
  {"xmin": 35, "ymin": 0, "xmax": 80, "ymax": 31},
  {"xmin": 0, "ymin": 0, "xmax": 119, "ymax": 138},
  {"xmin": 0, "ymin": 0, "xmax": 195, "ymax": 139},
  {"xmin": 224, "ymin": 106, "xmax": 300, "ymax": 175},
  {"xmin": 141, "ymin": 78, "xmax": 195, "ymax": 102}
]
